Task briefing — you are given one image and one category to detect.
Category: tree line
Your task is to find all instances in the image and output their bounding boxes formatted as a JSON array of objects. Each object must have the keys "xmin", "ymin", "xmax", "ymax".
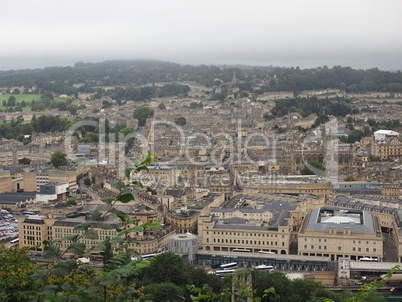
[
  {"xmin": 0, "ymin": 61, "xmax": 400, "ymax": 98},
  {"xmin": 94, "ymin": 83, "xmax": 191, "ymax": 103}
]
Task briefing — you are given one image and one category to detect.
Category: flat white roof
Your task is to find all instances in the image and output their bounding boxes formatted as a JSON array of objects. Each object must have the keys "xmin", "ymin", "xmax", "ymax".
[{"xmin": 374, "ymin": 130, "xmax": 398, "ymax": 134}]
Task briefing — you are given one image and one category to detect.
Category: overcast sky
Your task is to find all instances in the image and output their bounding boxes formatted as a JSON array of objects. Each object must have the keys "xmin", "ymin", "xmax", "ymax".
[{"xmin": 1, "ymin": 0, "xmax": 401, "ymax": 71}]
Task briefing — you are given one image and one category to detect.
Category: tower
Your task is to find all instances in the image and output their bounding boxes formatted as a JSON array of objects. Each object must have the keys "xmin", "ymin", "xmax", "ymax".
[
  {"xmin": 321, "ymin": 125, "xmax": 327, "ymax": 165},
  {"xmin": 286, "ymin": 113, "xmax": 293, "ymax": 142}
]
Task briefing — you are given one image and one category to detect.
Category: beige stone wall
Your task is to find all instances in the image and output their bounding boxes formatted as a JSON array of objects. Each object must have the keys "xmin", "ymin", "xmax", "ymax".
[
  {"xmin": 165, "ymin": 211, "xmax": 200, "ymax": 234},
  {"xmin": 201, "ymin": 222, "xmax": 291, "ymax": 254},
  {"xmin": 23, "ymin": 172, "xmax": 37, "ymax": 192},
  {"xmin": 298, "ymin": 214, "xmax": 383, "ymax": 261},
  {"xmin": 0, "ymin": 175, "xmax": 12, "ymax": 194},
  {"xmin": 18, "ymin": 216, "xmax": 57, "ymax": 253}
]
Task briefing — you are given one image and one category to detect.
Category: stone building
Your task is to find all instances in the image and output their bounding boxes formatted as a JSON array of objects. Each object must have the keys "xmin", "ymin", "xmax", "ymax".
[{"xmin": 298, "ymin": 207, "xmax": 383, "ymax": 261}]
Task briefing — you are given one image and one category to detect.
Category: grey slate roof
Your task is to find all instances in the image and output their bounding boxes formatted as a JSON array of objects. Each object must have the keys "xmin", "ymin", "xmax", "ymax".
[
  {"xmin": 0, "ymin": 191, "xmax": 36, "ymax": 205},
  {"xmin": 305, "ymin": 207, "xmax": 375, "ymax": 234}
]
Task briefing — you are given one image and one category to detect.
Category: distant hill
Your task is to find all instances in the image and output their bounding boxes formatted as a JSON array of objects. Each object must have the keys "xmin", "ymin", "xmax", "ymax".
[{"xmin": 0, "ymin": 60, "xmax": 401, "ymax": 95}]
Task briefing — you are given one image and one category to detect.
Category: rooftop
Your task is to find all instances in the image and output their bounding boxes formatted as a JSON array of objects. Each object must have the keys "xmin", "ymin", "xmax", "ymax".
[{"xmin": 305, "ymin": 207, "xmax": 375, "ymax": 233}]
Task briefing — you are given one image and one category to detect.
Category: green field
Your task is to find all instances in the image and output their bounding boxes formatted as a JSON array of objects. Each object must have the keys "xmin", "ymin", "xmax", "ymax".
[{"xmin": 0, "ymin": 94, "xmax": 66, "ymax": 112}]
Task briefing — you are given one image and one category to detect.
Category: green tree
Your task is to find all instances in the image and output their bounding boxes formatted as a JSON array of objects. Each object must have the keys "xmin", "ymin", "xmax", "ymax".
[
  {"xmin": 66, "ymin": 199, "xmax": 77, "ymax": 206},
  {"xmin": 263, "ymin": 113, "xmax": 275, "ymax": 121},
  {"xmin": 2, "ymin": 100, "xmax": 6, "ymax": 107},
  {"xmin": 176, "ymin": 117, "xmax": 186, "ymax": 126},
  {"xmin": 158, "ymin": 103, "xmax": 166, "ymax": 110},
  {"xmin": 83, "ymin": 177, "xmax": 91, "ymax": 186},
  {"xmin": 67, "ymin": 104, "xmax": 79, "ymax": 115},
  {"xmin": 41, "ymin": 91, "xmax": 53, "ymax": 101},
  {"xmin": 16, "ymin": 133, "xmax": 25, "ymax": 142},
  {"xmin": 190, "ymin": 101, "xmax": 202, "ymax": 109},
  {"xmin": 58, "ymin": 102, "xmax": 67, "ymax": 111},
  {"xmin": 300, "ymin": 160, "xmax": 326, "ymax": 175},
  {"xmin": 0, "ymin": 245, "xmax": 41, "ymax": 301},
  {"xmin": 344, "ymin": 175, "xmax": 356, "ymax": 181},
  {"xmin": 119, "ymin": 127, "xmax": 135, "ymax": 136},
  {"xmin": 144, "ymin": 282, "xmax": 184, "ymax": 302},
  {"xmin": 18, "ymin": 157, "xmax": 31, "ymax": 165},
  {"xmin": 191, "ymin": 220, "xmax": 198, "ymax": 234},
  {"xmin": 50, "ymin": 151, "xmax": 68, "ymax": 168},
  {"xmin": 7, "ymin": 95, "xmax": 16, "ymax": 107},
  {"xmin": 21, "ymin": 100, "xmax": 27, "ymax": 107},
  {"xmin": 133, "ymin": 105, "xmax": 154, "ymax": 126},
  {"xmin": 102, "ymin": 241, "xmax": 114, "ymax": 271},
  {"xmin": 318, "ymin": 106, "xmax": 331, "ymax": 116},
  {"xmin": 141, "ymin": 252, "xmax": 190, "ymax": 287},
  {"xmin": 187, "ymin": 266, "xmax": 220, "ymax": 293},
  {"xmin": 32, "ymin": 103, "xmax": 45, "ymax": 111}
]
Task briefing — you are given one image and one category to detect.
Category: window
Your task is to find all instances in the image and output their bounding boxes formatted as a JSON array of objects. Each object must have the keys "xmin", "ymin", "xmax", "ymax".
[
  {"xmin": 353, "ymin": 247, "xmax": 356, "ymax": 251},
  {"xmin": 338, "ymin": 246, "xmax": 341, "ymax": 251},
  {"xmin": 366, "ymin": 248, "xmax": 369, "ymax": 252},
  {"xmin": 311, "ymin": 245, "xmax": 314, "ymax": 249}
]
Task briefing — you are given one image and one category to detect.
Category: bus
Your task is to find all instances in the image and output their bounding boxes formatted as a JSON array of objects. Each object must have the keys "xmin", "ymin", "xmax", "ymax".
[
  {"xmin": 359, "ymin": 257, "xmax": 378, "ymax": 262},
  {"xmin": 22, "ymin": 211, "xmax": 37, "ymax": 216},
  {"xmin": 216, "ymin": 269, "xmax": 235, "ymax": 276},
  {"xmin": 220, "ymin": 262, "xmax": 237, "ymax": 269},
  {"xmin": 90, "ymin": 255, "xmax": 103, "ymax": 262},
  {"xmin": 258, "ymin": 251, "xmax": 276, "ymax": 254},
  {"xmin": 255, "ymin": 265, "xmax": 274, "ymax": 272},
  {"xmin": 232, "ymin": 249, "xmax": 250, "ymax": 253},
  {"xmin": 10, "ymin": 238, "xmax": 19, "ymax": 246},
  {"xmin": 141, "ymin": 253, "xmax": 157, "ymax": 260}
]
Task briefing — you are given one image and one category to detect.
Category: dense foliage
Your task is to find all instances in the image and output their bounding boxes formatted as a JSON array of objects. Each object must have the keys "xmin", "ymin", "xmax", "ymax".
[
  {"xmin": 0, "ymin": 61, "xmax": 400, "ymax": 99},
  {"xmin": 301, "ymin": 160, "xmax": 326, "ymax": 175},
  {"xmin": 271, "ymin": 97, "xmax": 356, "ymax": 118},
  {"xmin": 50, "ymin": 151, "xmax": 68, "ymax": 168},
  {"xmin": 133, "ymin": 106, "xmax": 154, "ymax": 126}
]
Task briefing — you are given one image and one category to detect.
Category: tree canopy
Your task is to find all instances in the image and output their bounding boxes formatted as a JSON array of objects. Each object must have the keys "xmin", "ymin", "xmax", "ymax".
[
  {"xmin": 176, "ymin": 117, "xmax": 187, "ymax": 126},
  {"xmin": 133, "ymin": 105, "xmax": 154, "ymax": 126},
  {"xmin": 300, "ymin": 160, "xmax": 326, "ymax": 175},
  {"xmin": 141, "ymin": 252, "xmax": 190, "ymax": 287},
  {"xmin": 50, "ymin": 151, "xmax": 68, "ymax": 168}
]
